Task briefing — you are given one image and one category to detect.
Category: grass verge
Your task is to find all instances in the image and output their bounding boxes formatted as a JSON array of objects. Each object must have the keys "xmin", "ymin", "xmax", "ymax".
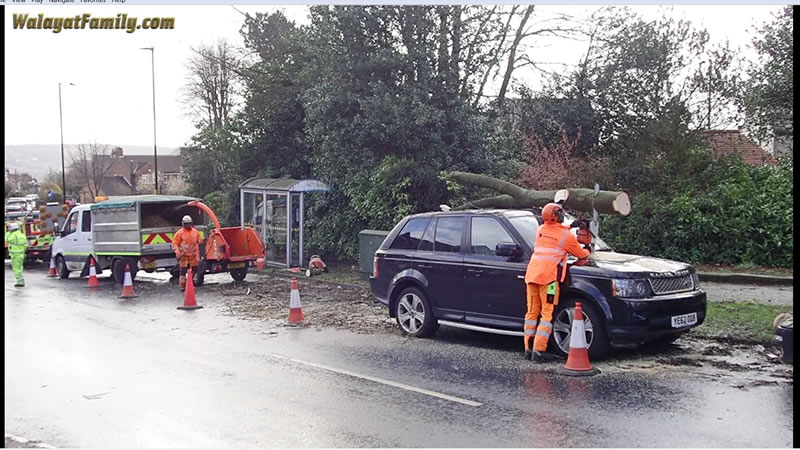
[{"xmin": 694, "ymin": 301, "xmax": 793, "ymax": 345}]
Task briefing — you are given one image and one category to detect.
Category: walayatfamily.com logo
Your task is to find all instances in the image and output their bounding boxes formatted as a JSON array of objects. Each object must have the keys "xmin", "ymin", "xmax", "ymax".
[{"xmin": 12, "ymin": 13, "xmax": 175, "ymax": 33}]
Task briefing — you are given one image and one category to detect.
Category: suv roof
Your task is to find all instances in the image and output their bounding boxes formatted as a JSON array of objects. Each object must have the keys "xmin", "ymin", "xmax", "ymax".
[{"xmin": 407, "ymin": 209, "xmax": 539, "ymax": 219}]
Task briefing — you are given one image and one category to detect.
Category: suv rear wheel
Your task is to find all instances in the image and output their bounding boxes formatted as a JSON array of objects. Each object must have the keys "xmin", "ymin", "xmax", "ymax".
[
  {"xmin": 551, "ymin": 299, "xmax": 610, "ymax": 360},
  {"xmin": 395, "ymin": 287, "xmax": 439, "ymax": 337}
]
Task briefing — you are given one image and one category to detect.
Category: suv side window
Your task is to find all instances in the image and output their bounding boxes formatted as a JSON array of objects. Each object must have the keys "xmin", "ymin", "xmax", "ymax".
[
  {"xmin": 434, "ymin": 217, "xmax": 465, "ymax": 253},
  {"xmin": 81, "ymin": 210, "xmax": 92, "ymax": 232},
  {"xmin": 390, "ymin": 218, "xmax": 430, "ymax": 250},
  {"xmin": 470, "ymin": 217, "xmax": 514, "ymax": 257},
  {"xmin": 418, "ymin": 219, "xmax": 435, "ymax": 251}
]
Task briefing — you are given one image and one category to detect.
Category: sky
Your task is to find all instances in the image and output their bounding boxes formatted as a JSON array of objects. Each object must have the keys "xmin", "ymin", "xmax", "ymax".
[{"xmin": 4, "ymin": 4, "xmax": 783, "ymax": 156}]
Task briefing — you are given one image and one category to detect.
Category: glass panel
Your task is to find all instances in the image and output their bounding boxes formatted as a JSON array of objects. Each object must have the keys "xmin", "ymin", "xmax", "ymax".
[
  {"xmin": 242, "ymin": 192, "xmax": 257, "ymax": 230},
  {"xmin": 290, "ymin": 193, "xmax": 301, "ymax": 267},
  {"xmin": 264, "ymin": 193, "xmax": 287, "ymax": 265},
  {"xmin": 434, "ymin": 217, "xmax": 465, "ymax": 253},
  {"xmin": 390, "ymin": 218, "xmax": 430, "ymax": 250},
  {"xmin": 81, "ymin": 210, "xmax": 92, "ymax": 232},
  {"xmin": 470, "ymin": 217, "xmax": 513, "ymax": 257},
  {"xmin": 418, "ymin": 218, "xmax": 435, "ymax": 251}
]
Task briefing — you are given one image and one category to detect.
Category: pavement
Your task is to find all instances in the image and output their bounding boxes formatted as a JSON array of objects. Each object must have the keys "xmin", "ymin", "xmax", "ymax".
[{"xmin": 4, "ymin": 264, "xmax": 794, "ymax": 448}]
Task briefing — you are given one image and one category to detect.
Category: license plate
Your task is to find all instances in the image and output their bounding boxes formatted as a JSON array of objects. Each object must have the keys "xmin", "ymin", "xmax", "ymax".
[
  {"xmin": 141, "ymin": 261, "xmax": 157, "ymax": 270},
  {"xmin": 671, "ymin": 312, "xmax": 698, "ymax": 328},
  {"xmin": 228, "ymin": 262, "xmax": 245, "ymax": 269}
]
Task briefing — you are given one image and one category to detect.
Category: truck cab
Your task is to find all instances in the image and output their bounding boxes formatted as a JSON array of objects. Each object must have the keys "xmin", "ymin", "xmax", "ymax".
[{"xmin": 50, "ymin": 204, "xmax": 94, "ymax": 277}]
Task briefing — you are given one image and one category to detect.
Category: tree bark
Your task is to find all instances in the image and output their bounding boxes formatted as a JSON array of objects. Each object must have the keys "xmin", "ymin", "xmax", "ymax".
[{"xmin": 448, "ymin": 171, "xmax": 631, "ymax": 216}]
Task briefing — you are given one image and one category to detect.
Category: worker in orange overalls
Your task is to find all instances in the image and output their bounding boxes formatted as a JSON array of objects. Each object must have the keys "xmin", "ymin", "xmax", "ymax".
[
  {"xmin": 524, "ymin": 203, "xmax": 591, "ymax": 362},
  {"xmin": 172, "ymin": 215, "xmax": 203, "ymax": 290}
]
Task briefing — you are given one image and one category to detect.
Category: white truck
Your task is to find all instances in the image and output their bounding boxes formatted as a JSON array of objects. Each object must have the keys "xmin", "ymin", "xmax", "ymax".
[{"xmin": 50, "ymin": 195, "xmax": 208, "ymax": 284}]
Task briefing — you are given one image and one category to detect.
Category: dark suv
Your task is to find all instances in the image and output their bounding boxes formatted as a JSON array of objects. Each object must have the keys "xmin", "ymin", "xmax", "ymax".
[{"xmin": 369, "ymin": 209, "xmax": 707, "ymax": 359}]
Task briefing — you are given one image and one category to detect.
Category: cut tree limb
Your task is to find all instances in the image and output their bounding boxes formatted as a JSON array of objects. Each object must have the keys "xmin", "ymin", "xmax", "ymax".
[{"xmin": 448, "ymin": 172, "xmax": 631, "ymax": 216}]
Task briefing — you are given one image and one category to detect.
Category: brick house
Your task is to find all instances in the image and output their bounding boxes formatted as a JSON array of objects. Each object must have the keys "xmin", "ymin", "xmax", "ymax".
[
  {"xmin": 104, "ymin": 147, "xmax": 184, "ymax": 193},
  {"xmin": 700, "ymin": 130, "xmax": 778, "ymax": 166}
]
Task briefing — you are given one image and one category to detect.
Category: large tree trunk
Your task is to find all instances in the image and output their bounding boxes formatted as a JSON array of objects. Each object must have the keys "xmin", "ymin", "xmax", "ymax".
[{"xmin": 448, "ymin": 172, "xmax": 631, "ymax": 216}]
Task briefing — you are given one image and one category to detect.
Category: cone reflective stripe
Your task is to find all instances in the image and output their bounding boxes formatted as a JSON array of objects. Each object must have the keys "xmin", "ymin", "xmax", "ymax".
[
  {"xmin": 87, "ymin": 257, "xmax": 100, "ymax": 288},
  {"xmin": 119, "ymin": 264, "xmax": 138, "ymax": 298},
  {"xmin": 47, "ymin": 257, "xmax": 58, "ymax": 277},
  {"xmin": 557, "ymin": 302, "xmax": 600, "ymax": 376},
  {"xmin": 288, "ymin": 277, "xmax": 304, "ymax": 323},
  {"xmin": 178, "ymin": 267, "xmax": 203, "ymax": 310}
]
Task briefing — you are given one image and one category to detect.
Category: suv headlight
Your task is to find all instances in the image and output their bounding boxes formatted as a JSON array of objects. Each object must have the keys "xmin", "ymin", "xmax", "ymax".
[
  {"xmin": 612, "ymin": 278, "xmax": 651, "ymax": 298},
  {"xmin": 691, "ymin": 272, "xmax": 700, "ymax": 290}
]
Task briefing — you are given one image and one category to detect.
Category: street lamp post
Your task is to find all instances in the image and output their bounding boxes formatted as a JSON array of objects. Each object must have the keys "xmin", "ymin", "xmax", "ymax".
[
  {"xmin": 58, "ymin": 82, "xmax": 76, "ymax": 202},
  {"xmin": 140, "ymin": 46, "xmax": 159, "ymax": 194}
]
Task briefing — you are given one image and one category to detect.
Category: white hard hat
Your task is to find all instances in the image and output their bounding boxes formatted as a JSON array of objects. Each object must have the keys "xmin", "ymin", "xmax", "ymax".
[
  {"xmin": 182, "ymin": 215, "xmax": 193, "ymax": 224},
  {"xmin": 8, "ymin": 223, "xmax": 19, "ymax": 231}
]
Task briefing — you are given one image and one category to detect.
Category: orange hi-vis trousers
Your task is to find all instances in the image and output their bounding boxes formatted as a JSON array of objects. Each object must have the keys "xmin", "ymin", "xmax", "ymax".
[{"xmin": 524, "ymin": 282, "xmax": 560, "ymax": 352}]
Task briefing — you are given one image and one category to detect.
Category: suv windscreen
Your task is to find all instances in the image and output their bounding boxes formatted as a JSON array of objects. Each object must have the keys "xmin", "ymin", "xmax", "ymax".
[
  {"xmin": 390, "ymin": 218, "xmax": 431, "ymax": 250},
  {"xmin": 508, "ymin": 213, "xmax": 611, "ymax": 251},
  {"xmin": 470, "ymin": 217, "xmax": 515, "ymax": 257}
]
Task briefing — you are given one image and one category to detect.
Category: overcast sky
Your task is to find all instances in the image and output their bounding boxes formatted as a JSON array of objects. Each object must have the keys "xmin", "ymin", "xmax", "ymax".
[{"xmin": 4, "ymin": 4, "xmax": 782, "ymax": 154}]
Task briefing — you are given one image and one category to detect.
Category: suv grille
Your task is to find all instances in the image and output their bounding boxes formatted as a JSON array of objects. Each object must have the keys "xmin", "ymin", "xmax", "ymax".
[{"xmin": 648, "ymin": 272, "xmax": 694, "ymax": 295}]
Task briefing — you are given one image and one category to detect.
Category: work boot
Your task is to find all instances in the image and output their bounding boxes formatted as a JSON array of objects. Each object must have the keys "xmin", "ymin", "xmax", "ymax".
[
  {"xmin": 532, "ymin": 351, "xmax": 558, "ymax": 362},
  {"xmin": 524, "ymin": 349, "xmax": 532, "ymax": 360}
]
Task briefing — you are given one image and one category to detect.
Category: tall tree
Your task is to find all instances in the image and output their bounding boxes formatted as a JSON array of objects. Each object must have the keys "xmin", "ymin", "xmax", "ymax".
[
  {"xmin": 184, "ymin": 40, "xmax": 239, "ymax": 130},
  {"xmin": 740, "ymin": 6, "xmax": 793, "ymax": 154},
  {"xmin": 68, "ymin": 143, "xmax": 113, "ymax": 200}
]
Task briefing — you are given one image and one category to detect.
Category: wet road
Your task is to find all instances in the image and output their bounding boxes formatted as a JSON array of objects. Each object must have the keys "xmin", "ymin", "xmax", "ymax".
[{"xmin": 5, "ymin": 265, "xmax": 793, "ymax": 447}]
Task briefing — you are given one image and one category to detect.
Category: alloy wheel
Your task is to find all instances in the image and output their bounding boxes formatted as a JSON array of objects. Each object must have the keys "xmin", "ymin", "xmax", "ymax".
[
  {"xmin": 553, "ymin": 306, "xmax": 594, "ymax": 354},
  {"xmin": 397, "ymin": 293, "xmax": 425, "ymax": 334}
]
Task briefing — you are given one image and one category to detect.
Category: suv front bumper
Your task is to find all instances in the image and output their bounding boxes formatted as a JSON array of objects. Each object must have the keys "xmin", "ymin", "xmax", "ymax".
[{"xmin": 606, "ymin": 290, "xmax": 707, "ymax": 343}]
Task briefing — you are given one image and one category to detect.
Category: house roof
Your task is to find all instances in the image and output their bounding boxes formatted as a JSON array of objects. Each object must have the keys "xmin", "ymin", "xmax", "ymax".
[
  {"xmin": 701, "ymin": 130, "xmax": 778, "ymax": 166},
  {"xmin": 102, "ymin": 154, "xmax": 182, "ymax": 174},
  {"xmin": 100, "ymin": 176, "xmax": 133, "ymax": 196}
]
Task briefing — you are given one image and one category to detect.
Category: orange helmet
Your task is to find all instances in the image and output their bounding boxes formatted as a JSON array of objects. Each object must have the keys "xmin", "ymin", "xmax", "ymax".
[{"xmin": 541, "ymin": 203, "xmax": 564, "ymax": 224}]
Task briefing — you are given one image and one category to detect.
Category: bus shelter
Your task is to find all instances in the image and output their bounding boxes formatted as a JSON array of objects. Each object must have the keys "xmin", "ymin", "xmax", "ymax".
[{"xmin": 239, "ymin": 177, "xmax": 330, "ymax": 268}]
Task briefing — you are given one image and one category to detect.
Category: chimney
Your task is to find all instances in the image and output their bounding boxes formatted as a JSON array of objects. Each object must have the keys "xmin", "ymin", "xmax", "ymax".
[{"xmin": 111, "ymin": 147, "xmax": 123, "ymax": 158}]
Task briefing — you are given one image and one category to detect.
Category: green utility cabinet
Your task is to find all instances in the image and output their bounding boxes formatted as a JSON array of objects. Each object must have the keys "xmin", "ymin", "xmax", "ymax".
[{"xmin": 358, "ymin": 230, "xmax": 389, "ymax": 279}]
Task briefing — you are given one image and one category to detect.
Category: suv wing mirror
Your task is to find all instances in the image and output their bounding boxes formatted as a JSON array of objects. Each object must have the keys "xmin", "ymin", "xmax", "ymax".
[{"xmin": 496, "ymin": 242, "xmax": 523, "ymax": 258}]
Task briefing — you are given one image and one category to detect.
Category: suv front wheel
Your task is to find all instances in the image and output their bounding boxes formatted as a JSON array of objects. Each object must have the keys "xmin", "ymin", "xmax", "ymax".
[
  {"xmin": 395, "ymin": 287, "xmax": 439, "ymax": 338},
  {"xmin": 551, "ymin": 299, "xmax": 610, "ymax": 360}
]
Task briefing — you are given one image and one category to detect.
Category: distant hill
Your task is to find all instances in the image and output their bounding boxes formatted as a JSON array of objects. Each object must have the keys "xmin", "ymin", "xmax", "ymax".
[{"xmin": 4, "ymin": 144, "xmax": 179, "ymax": 179}]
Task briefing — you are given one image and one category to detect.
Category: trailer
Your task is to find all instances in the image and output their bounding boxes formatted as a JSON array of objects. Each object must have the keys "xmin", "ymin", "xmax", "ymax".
[{"xmin": 50, "ymin": 195, "xmax": 263, "ymax": 285}]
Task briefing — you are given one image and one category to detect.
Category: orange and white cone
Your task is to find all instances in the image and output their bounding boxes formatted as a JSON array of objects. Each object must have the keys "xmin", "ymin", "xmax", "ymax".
[
  {"xmin": 178, "ymin": 267, "xmax": 203, "ymax": 310},
  {"xmin": 288, "ymin": 277, "xmax": 304, "ymax": 324},
  {"xmin": 87, "ymin": 257, "xmax": 100, "ymax": 288},
  {"xmin": 47, "ymin": 256, "xmax": 58, "ymax": 277},
  {"xmin": 557, "ymin": 302, "xmax": 600, "ymax": 376},
  {"xmin": 119, "ymin": 264, "xmax": 138, "ymax": 299}
]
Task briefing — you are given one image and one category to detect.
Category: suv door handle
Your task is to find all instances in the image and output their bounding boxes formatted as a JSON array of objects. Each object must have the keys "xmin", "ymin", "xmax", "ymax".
[
  {"xmin": 517, "ymin": 275, "xmax": 525, "ymax": 280},
  {"xmin": 468, "ymin": 269, "xmax": 483, "ymax": 276},
  {"xmin": 418, "ymin": 264, "xmax": 433, "ymax": 269}
]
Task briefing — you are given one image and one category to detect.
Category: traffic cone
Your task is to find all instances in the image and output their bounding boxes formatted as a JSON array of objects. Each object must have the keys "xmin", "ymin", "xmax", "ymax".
[
  {"xmin": 87, "ymin": 257, "xmax": 100, "ymax": 288},
  {"xmin": 288, "ymin": 277, "xmax": 304, "ymax": 324},
  {"xmin": 557, "ymin": 302, "xmax": 600, "ymax": 377},
  {"xmin": 119, "ymin": 264, "xmax": 138, "ymax": 299},
  {"xmin": 47, "ymin": 256, "xmax": 58, "ymax": 277},
  {"xmin": 257, "ymin": 257, "xmax": 264, "ymax": 270},
  {"xmin": 177, "ymin": 267, "xmax": 203, "ymax": 310}
]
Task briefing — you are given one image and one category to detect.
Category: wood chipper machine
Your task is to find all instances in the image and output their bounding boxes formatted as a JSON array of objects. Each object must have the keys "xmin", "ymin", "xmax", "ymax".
[{"xmin": 186, "ymin": 200, "xmax": 264, "ymax": 285}]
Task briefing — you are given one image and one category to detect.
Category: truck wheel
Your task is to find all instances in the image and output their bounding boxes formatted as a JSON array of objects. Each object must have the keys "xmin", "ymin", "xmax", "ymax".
[
  {"xmin": 551, "ymin": 299, "xmax": 610, "ymax": 360},
  {"xmin": 112, "ymin": 259, "xmax": 138, "ymax": 285},
  {"xmin": 230, "ymin": 266, "xmax": 248, "ymax": 281},
  {"xmin": 56, "ymin": 255, "xmax": 70, "ymax": 279},
  {"xmin": 193, "ymin": 261, "xmax": 206, "ymax": 286}
]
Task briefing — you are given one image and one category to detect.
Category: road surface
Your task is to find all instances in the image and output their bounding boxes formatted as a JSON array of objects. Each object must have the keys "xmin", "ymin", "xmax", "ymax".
[{"xmin": 4, "ymin": 265, "xmax": 793, "ymax": 447}]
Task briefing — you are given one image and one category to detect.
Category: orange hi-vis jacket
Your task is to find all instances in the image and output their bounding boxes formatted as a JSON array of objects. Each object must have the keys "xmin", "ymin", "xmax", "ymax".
[
  {"xmin": 172, "ymin": 227, "xmax": 203, "ymax": 266},
  {"xmin": 524, "ymin": 222, "xmax": 590, "ymax": 285}
]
